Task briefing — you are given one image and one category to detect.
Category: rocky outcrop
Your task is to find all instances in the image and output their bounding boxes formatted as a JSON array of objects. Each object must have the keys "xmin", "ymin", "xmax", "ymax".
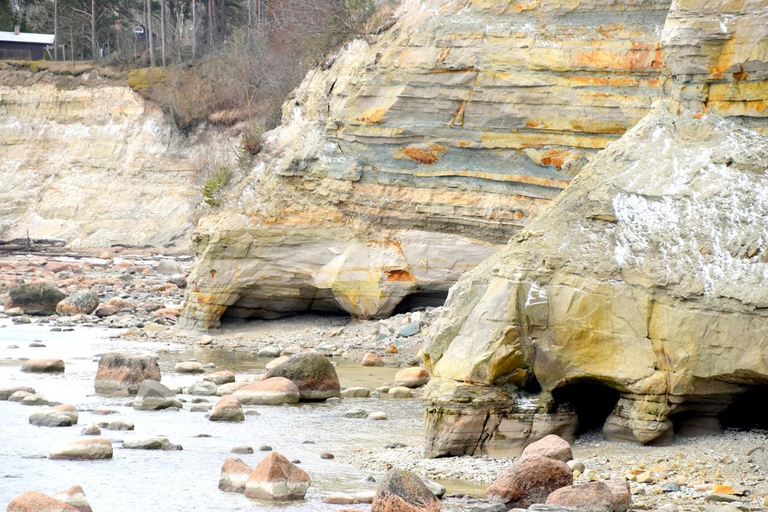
[
  {"xmin": 179, "ymin": 0, "xmax": 675, "ymax": 328},
  {"xmin": 422, "ymin": 0, "xmax": 768, "ymax": 457},
  {"xmin": 424, "ymin": 102, "xmax": 768, "ymax": 454},
  {"xmin": 0, "ymin": 64, "xmax": 232, "ymax": 249}
]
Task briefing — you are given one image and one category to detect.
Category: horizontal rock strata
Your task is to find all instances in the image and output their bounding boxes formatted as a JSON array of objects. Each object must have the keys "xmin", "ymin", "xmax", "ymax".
[{"xmin": 180, "ymin": 0, "xmax": 676, "ymax": 327}]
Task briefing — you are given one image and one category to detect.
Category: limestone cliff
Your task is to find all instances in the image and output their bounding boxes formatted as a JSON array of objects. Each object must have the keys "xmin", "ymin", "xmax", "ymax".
[
  {"xmin": 0, "ymin": 66, "xmax": 232, "ymax": 249},
  {"xmin": 423, "ymin": 0, "xmax": 768, "ymax": 457},
  {"xmin": 180, "ymin": 0, "xmax": 676, "ymax": 328}
]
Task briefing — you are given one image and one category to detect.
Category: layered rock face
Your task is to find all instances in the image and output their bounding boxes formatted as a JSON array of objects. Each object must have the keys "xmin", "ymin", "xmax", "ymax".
[
  {"xmin": 423, "ymin": 0, "xmax": 768, "ymax": 457},
  {"xmin": 180, "ymin": 0, "xmax": 673, "ymax": 328},
  {"xmin": 0, "ymin": 68, "xmax": 228, "ymax": 249},
  {"xmin": 424, "ymin": 103, "xmax": 768, "ymax": 455}
]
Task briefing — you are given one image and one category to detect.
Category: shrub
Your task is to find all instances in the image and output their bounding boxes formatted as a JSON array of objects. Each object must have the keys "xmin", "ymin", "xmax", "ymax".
[{"xmin": 202, "ymin": 166, "xmax": 232, "ymax": 206}]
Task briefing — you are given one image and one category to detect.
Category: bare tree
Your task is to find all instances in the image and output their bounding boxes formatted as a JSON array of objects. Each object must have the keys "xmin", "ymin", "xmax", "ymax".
[
  {"xmin": 146, "ymin": 0, "xmax": 154, "ymax": 65},
  {"xmin": 160, "ymin": 0, "xmax": 165, "ymax": 65}
]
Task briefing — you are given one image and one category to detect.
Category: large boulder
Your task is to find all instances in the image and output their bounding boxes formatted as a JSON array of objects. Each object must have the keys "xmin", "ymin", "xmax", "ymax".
[
  {"xmin": 5, "ymin": 282, "xmax": 65, "ymax": 315},
  {"xmin": 545, "ymin": 482, "xmax": 614, "ymax": 512},
  {"xmin": 219, "ymin": 457, "xmax": 252, "ymax": 493},
  {"xmin": 56, "ymin": 291, "xmax": 99, "ymax": 316},
  {"xmin": 21, "ymin": 359, "xmax": 65, "ymax": 373},
  {"xmin": 233, "ymin": 377, "xmax": 300, "ymax": 405},
  {"xmin": 94, "ymin": 352, "xmax": 161, "ymax": 395},
  {"xmin": 132, "ymin": 380, "xmax": 183, "ymax": 410},
  {"xmin": 49, "ymin": 438, "xmax": 113, "ymax": 460},
  {"xmin": 6, "ymin": 491, "xmax": 79, "ymax": 512},
  {"xmin": 209, "ymin": 395, "xmax": 245, "ymax": 422},
  {"xmin": 424, "ymin": 104, "xmax": 768, "ymax": 455},
  {"xmin": 486, "ymin": 455, "xmax": 573, "ymax": 509},
  {"xmin": 264, "ymin": 352, "xmax": 340, "ymax": 401},
  {"xmin": 371, "ymin": 468, "xmax": 441, "ymax": 512},
  {"xmin": 244, "ymin": 451, "xmax": 311, "ymax": 500}
]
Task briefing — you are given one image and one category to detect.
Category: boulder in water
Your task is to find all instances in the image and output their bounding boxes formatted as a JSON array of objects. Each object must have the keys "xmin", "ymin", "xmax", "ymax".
[
  {"xmin": 132, "ymin": 380, "xmax": 183, "ymax": 410},
  {"xmin": 244, "ymin": 452, "xmax": 311, "ymax": 500},
  {"xmin": 264, "ymin": 352, "xmax": 340, "ymax": 401},
  {"xmin": 94, "ymin": 352, "xmax": 161, "ymax": 395},
  {"xmin": 371, "ymin": 468, "xmax": 441, "ymax": 512},
  {"xmin": 4, "ymin": 282, "xmax": 65, "ymax": 315},
  {"xmin": 56, "ymin": 291, "xmax": 99, "ymax": 316}
]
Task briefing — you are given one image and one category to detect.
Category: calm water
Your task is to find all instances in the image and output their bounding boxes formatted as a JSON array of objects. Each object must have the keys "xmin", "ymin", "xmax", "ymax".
[{"xmin": 0, "ymin": 319, "xmax": 442, "ymax": 511}]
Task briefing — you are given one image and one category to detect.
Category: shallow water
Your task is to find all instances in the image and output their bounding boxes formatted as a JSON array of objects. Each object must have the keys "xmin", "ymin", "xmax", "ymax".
[{"xmin": 0, "ymin": 319, "xmax": 446, "ymax": 511}]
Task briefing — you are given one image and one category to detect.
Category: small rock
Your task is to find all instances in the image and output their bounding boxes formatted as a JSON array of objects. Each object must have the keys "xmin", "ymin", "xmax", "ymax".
[
  {"xmin": 258, "ymin": 346, "xmax": 282, "ymax": 358},
  {"xmin": 49, "ymin": 438, "xmax": 113, "ymax": 460},
  {"xmin": 372, "ymin": 468, "xmax": 441, "ymax": 512},
  {"xmin": 398, "ymin": 322, "xmax": 421, "ymax": 337},
  {"xmin": 188, "ymin": 380, "xmax": 218, "ymax": 396},
  {"xmin": 219, "ymin": 457, "xmax": 252, "ymax": 493},
  {"xmin": 209, "ymin": 395, "xmax": 245, "ymax": 422},
  {"xmin": 321, "ymin": 452, "xmax": 335, "ymax": 459},
  {"xmin": 368, "ymin": 411, "xmax": 388, "ymax": 420},
  {"xmin": 521, "ymin": 435, "xmax": 573, "ymax": 462},
  {"xmin": 244, "ymin": 452, "xmax": 311, "ymax": 500},
  {"xmin": 231, "ymin": 445, "xmax": 253, "ymax": 454},
  {"xmin": 81, "ymin": 424, "xmax": 101, "ymax": 436},
  {"xmin": 388, "ymin": 386, "xmax": 413, "ymax": 398},
  {"xmin": 175, "ymin": 361, "xmax": 204, "ymax": 374},
  {"xmin": 343, "ymin": 407, "xmax": 369, "ymax": 419},
  {"xmin": 21, "ymin": 358, "xmax": 65, "ymax": 373},
  {"xmin": 342, "ymin": 387, "xmax": 371, "ymax": 398},
  {"xmin": 393, "ymin": 367, "xmax": 430, "ymax": 388},
  {"xmin": 362, "ymin": 353, "xmax": 384, "ymax": 367}
]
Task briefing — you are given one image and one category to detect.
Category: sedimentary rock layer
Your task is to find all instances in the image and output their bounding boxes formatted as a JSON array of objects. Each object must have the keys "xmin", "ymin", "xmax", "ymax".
[
  {"xmin": 181, "ymin": 0, "xmax": 675, "ymax": 327},
  {"xmin": 424, "ymin": 103, "xmax": 768, "ymax": 456},
  {"xmin": 0, "ymin": 68, "xmax": 228, "ymax": 249}
]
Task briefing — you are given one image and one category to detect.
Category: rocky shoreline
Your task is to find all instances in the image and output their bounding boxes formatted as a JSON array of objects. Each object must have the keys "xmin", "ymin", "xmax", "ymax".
[{"xmin": 3, "ymin": 251, "xmax": 768, "ymax": 512}]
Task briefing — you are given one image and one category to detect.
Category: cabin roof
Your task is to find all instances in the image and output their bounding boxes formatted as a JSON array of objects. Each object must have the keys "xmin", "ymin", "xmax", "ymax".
[{"xmin": 0, "ymin": 31, "xmax": 55, "ymax": 45}]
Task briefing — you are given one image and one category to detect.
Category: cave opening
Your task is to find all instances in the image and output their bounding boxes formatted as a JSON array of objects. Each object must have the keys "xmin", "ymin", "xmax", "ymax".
[
  {"xmin": 719, "ymin": 386, "xmax": 768, "ymax": 431},
  {"xmin": 551, "ymin": 381, "xmax": 620, "ymax": 436},
  {"xmin": 392, "ymin": 290, "xmax": 450, "ymax": 315}
]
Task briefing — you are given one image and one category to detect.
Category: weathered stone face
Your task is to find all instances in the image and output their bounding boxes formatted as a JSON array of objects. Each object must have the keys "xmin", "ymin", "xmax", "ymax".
[
  {"xmin": 179, "ymin": 0, "xmax": 677, "ymax": 328},
  {"xmin": 0, "ymin": 73, "xmax": 229, "ymax": 250},
  {"xmin": 424, "ymin": 104, "xmax": 768, "ymax": 455}
]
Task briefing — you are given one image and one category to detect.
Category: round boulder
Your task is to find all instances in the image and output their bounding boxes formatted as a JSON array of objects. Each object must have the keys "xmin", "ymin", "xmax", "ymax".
[
  {"xmin": 342, "ymin": 387, "xmax": 371, "ymax": 398},
  {"xmin": 4, "ymin": 282, "xmax": 65, "ymax": 316},
  {"xmin": 219, "ymin": 457, "xmax": 252, "ymax": 493},
  {"xmin": 204, "ymin": 370, "xmax": 236, "ymax": 385},
  {"xmin": 264, "ymin": 352, "xmax": 341, "ymax": 401},
  {"xmin": 175, "ymin": 361, "xmax": 204, "ymax": 374},
  {"xmin": 209, "ymin": 395, "xmax": 245, "ymax": 422},
  {"xmin": 521, "ymin": 434, "xmax": 573, "ymax": 462},
  {"xmin": 1, "ymin": 386, "xmax": 36, "ymax": 400},
  {"xmin": 362, "ymin": 353, "xmax": 385, "ymax": 367},
  {"xmin": 94, "ymin": 352, "xmax": 161, "ymax": 395},
  {"xmin": 6, "ymin": 491, "xmax": 79, "ymax": 512},
  {"xmin": 545, "ymin": 482, "xmax": 614, "ymax": 512},
  {"xmin": 372, "ymin": 468, "xmax": 441, "ymax": 512},
  {"xmin": 21, "ymin": 359, "xmax": 65, "ymax": 373},
  {"xmin": 56, "ymin": 291, "xmax": 99, "ymax": 316},
  {"xmin": 394, "ymin": 367, "xmax": 430, "ymax": 388},
  {"xmin": 244, "ymin": 451, "xmax": 311, "ymax": 500},
  {"xmin": 49, "ymin": 438, "xmax": 113, "ymax": 460},
  {"xmin": 123, "ymin": 436, "xmax": 181, "ymax": 450},
  {"xmin": 486, "ymin": 455, "xmax": 573, "ymax": 509},
  {"xmin": 233, "ymin": 377, "xmax": 301, "ymax": 405},
  {"xmin": 188, "ymin": 380, "xmax": 218, "ymax": 396},
  {"xmin": 29, "ymin": 405, "xmax": 78, "ymax": 427}
]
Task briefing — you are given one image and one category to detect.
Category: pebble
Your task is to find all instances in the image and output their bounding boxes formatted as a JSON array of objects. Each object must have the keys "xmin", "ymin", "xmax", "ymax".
[
  {"xmin": 231, "ymin": 445, "xmax": 254, "ymax": 454},
  {"xmin": 321, "ymin": 452, "xmax": 335, "ymax": 460},
  {"xmin": 259, "ymin": 445, "xmax": 273, "ymax": 451}
]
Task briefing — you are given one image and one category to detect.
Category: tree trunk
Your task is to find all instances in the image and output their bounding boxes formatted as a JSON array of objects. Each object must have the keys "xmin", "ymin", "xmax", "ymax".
[
  {"xmin": 91, "ymin": 0, "xmax": 97, "ymax": 59},
  {"xmin": 147, "ymin": 0, "xmax": 155, "ymax": 66},
  {"xmin": 53, "ymin": 0, "xmax": 57, "ymax": 60},
  {"xmin": 192, "ymin": 0, "xmax": 197, "ymax": 59},
  {"xmin": 160, "ymin": 0, "xmax": 166, "ymax": 66},
  {"xmin": 207, "ymin": 0, "xmax": 213, "ymax": 49}
]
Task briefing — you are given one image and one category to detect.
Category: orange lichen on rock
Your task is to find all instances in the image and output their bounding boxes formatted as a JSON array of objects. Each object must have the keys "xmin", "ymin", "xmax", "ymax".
[{"xmin": 396, "ymin": 144, "xmax": 447, "ymax": 165}]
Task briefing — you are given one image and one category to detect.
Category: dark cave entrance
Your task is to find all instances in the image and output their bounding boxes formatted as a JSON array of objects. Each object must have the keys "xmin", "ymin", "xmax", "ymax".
[
  {"xmin": 551, "ymin": 381, "xmax": 621, "ymax": 436},
  {"xmin": 719, "ymin": 386, "xmax": 768, "ymax": 431},
  {"xmin": 392, "ymin": 289, "xmax": 449, "ymax": 315}
]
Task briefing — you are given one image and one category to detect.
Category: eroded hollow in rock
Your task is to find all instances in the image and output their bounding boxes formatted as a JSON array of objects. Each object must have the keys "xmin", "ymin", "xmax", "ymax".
[
  {"xmin": 392, "ymin": 290, "xmax": 449, "ymax": 315},
  {"xmin": 720, "ymin": 387, "xmax": 768, "ymax": 431},
  {"xmin": 551, "ymin": 382, "xmax": 620, "ymax": 436}
]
